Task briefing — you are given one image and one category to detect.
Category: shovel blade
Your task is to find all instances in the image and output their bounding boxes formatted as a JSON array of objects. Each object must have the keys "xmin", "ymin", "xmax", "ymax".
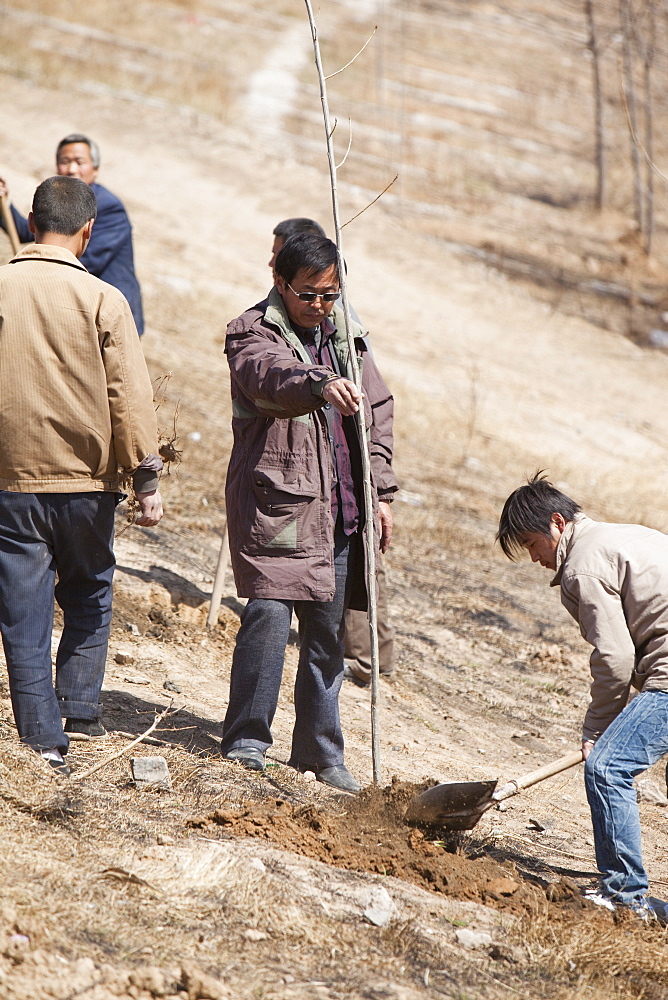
[{"xmin": 405, "ymin": 779, "xmax": 498, "ymax": 830}]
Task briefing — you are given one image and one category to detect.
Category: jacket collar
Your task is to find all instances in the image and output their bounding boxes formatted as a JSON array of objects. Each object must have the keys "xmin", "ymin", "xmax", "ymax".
[
  {"xmin": 10, "ymin": 243, "xmax": 87, "ymax": 271},
  {"xmin": 550, "ymin": 513, "xmax": 593, "ymax": 586},
  {"xmin": 264, "ymin": 287, "xmax": 366, "ymax": 381},
  {"xmin": 265, "ymin": 287, "xmax": 315, "ymax": 366}
]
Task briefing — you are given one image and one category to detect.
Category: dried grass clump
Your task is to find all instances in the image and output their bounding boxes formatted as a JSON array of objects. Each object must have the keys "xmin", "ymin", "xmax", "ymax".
[
  {"xmin": 0, "ymin": 727, "xmax": 80, "ymax": 822},
  {"xmin": 514, "ymin": 898, "xmax": 668, "ymax": 999}
]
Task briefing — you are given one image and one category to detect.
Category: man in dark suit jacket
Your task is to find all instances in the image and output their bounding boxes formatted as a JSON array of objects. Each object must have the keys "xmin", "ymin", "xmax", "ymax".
[{"xmin": 0, "ymin": 133, "xmax": 144, "ymax": 335}]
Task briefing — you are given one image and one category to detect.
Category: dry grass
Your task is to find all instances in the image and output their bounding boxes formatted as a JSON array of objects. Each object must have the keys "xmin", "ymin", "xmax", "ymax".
[{"xmin": 514, "ymin": 899, "xmax": 668, "ymax": 1000}]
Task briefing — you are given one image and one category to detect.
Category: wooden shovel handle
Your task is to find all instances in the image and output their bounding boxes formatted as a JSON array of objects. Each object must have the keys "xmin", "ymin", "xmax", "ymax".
[
  {"xmin": 493, "ymin": 749, "xmax": 584, "ymax": 802},
  {"xmin": 1, "ymin": 195, "xmax": 21, "ymax": 255}
]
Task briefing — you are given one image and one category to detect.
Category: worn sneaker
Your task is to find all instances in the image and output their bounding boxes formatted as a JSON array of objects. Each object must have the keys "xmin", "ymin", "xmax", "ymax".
[
  {"xmin": 584, "ymin": 890, "xmax": 616, "ymax": 912},
  {"xmin": 64, "ymin": 718, "xmax": 107, "ymax": 739},
  {"xmin": 584, "ymin": 889, "xmax": 657, "ymax": 921},
  {"xmin": 39, "ymin": 748, "xmax": 72, "ymax": 777},
  {"xmin": 225, "ymin": 746, "xmax": 265, "ymax": 771},
  {"xmin": 628, "ymin": 897, "xmax": 658, "ymax": 922}
]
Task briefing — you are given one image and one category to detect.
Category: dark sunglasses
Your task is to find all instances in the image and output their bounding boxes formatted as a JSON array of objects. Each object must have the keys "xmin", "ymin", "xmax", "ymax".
[{"xmin": 287, "ymin": 281, "xmax": 340, "ymax": 303}]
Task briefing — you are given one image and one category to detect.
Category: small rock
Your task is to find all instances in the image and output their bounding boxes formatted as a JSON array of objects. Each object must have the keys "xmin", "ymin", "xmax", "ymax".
[
  {"xmin": 243, "ymin": 929, "xmax": 267, "ymax": 941},
  {"xmin": 125, "ymin": 622, "xmax": 140, "ymax": 636},
  {"xmin": 124, "ymin": 674, "xmax": 151, "ymax": 685},
  {"xmin": 300, "ymin": 769, "xmax": 316, "ymax": 783},
  {"xmin": 131, "ymin": 756, "xmax": 172, "ymax": 791},
  {"xmin": 129, "ymin": 967, "xmax": 167, "ymax": 996},
  {"xmin": 636, "ymin": 779, "xmax": 668, "ymax": 807},
  {"xmin": 157, "ymin": 833, "xmax": 175, "ymax": 846},
  {"xmin": 114, "ymin": 651, "xmax": 135, "ymax": 665},
  {"xmin": 181, "ymin": 960, "xmax": 229, "ymax": 999},
  {"xmin": 163, "ymin": 679, "xmax": 183, "ymax": 694},
  {"xmin": 362, "ymin": 886, "xmax": 395, "ymax": 927},
  {"xmin": 456, "ymin": 928, "xmax": 493, "ymax": 949}
]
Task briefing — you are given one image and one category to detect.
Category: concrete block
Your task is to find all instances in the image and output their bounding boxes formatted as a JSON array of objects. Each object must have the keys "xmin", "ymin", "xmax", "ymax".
[{"xmin": 131, "ymin": 756, "xmax": 172, "ymax": 790}]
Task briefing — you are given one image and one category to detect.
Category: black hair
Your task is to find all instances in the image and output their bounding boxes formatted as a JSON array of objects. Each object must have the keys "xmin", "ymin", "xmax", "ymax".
[
  {"xmin": 274, "ymin": 232, "xmax": 339, "ymax": 286},
  {"xmin": 32, "ymin": 176, "xmax": 98, "ymax": 236},
  {"xmin": 496, "ymin": 471, "xmax": 581, "ymax": 560},
  {"xmin": 56, "ymin": 133, "xmax": 101, "ymax": 168},
  {"xmin": 273, "ymin": 217, "xmax": 326, "ymax": 241}
]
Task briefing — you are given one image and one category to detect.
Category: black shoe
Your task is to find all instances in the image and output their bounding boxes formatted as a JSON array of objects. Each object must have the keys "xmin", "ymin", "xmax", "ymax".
[
  {"xmin": 64, "ymin": 718, "xmax": 107, "ymax": 740},
  {"xmin": 39, "ymin": 750, "xmax": 72, "ymax": 777},
  {"xmin": 225, "ymin": 746, "xmax": 265, "ymax": 771},
  {"xmin": 47, "ymin": 758, "xmax": 72, "ymax": 777},
  {"xmin": 291, "ymin": 761, "xmax": 361, "ymax": 793}
]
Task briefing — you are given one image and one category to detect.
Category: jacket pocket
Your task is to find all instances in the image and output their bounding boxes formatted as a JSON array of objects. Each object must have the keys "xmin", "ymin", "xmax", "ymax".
[{"xmin": 248, "ymin": 468, "xmax": 320, "ymax": 553}]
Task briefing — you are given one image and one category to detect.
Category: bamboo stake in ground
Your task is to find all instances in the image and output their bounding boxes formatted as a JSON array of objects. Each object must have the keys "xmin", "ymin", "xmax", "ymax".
[
  {"xmin": 0, "ymin": 195, "xmax": 21, "ymax": 255},
  {"xmin": 207, "ymin": 522, "xmax": 230, "ymax": 629},
  {"xmin": 304, "ymin": 0, "xmax": 382, "ymax": 784}
]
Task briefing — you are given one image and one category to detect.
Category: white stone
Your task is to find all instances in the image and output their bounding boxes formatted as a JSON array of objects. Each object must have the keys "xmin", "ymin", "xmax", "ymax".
[
  {"xmin": 362, "ymin": 886, "xmax": 395, "ymax": 927},
  {"xmin": 456, "ymin": 928, "xmax": 493, "ymax": 949}
]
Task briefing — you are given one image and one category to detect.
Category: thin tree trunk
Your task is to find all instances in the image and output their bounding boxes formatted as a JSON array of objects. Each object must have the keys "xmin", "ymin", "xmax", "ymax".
[
  {"xmin": 619, "ymin": 0, "xmax": 643, "ymax": 231},
  {"xmin": 585, "ymin": 0, "xmax": 606, "ymax": 209},
  {"xmin": 303, "ymin": 0, "xmax": 383, "ymax": 784},
  {"xmin": 642, "ymin": 53, "xmax": 655, "ymax": 253}
]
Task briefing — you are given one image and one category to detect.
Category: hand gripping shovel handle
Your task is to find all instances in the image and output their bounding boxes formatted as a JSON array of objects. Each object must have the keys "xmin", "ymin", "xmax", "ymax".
[{"xmin": 492, "ymin": 749, "xmax": 584, "ymax": 803}]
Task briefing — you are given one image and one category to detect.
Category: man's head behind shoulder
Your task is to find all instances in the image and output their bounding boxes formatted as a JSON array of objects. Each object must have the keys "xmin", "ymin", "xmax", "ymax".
[
  {"xmin": 55, "ymin": 134, "xmax": 100, "ymax": 186},
  {"xmin": 269, "ymin": 217, "xmax": 326, "ymax": 272},
  {"xmin": 29, "ymin": 176, "xmax": 97, "ymax": 256},
  {"xmin": 497, "ymin": 472, "xmax": 581, "ymax": 571}
]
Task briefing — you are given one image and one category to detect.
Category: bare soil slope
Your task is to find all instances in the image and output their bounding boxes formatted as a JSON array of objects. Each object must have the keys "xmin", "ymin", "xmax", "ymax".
[{"xmin": 2, "ymin": 2, "xmax": 668, "ymax": 998}]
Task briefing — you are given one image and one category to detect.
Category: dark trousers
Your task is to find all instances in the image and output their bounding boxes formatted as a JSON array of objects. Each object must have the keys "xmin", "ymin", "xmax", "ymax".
[
  {"xmin": 222, "ymin": 527, "xmax": 356, "ymax": 768},
  {"xmin": 0, "ymin": 492, "xmax": 116, "ymax": 753},
  {"xmin": 344, "ymin": 555, "xmax": 395, "ymax": 679}
]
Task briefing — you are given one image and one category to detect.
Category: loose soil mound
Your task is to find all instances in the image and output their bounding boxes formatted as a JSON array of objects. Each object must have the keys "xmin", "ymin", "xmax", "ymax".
[{"xmin": 189, "ymin": 778, "xmax": 550, "ymax": 915}]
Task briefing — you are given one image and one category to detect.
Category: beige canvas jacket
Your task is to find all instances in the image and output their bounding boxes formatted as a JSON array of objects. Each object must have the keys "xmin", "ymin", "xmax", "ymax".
[
  {"xmin": 0, "ymin": 244, "xmax": 159, "ymax": 493},
  {"xmin": 551, "ymin": 514, "xmax": 668, "ymax": 741}
]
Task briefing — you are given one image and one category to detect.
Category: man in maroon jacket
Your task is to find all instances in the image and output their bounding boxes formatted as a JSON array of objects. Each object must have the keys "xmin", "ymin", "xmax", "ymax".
[{"xmin": 221, "ymin": 234, "xmax": 397, "ymax": 792}]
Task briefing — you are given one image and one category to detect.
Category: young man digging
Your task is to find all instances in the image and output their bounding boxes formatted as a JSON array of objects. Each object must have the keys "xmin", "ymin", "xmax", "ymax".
[{"xmin": 497, "ymin": 473, "xmax": 668, "ymax": 920}]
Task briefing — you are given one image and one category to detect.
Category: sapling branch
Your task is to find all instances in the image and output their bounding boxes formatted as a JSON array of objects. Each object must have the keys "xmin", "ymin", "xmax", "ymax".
[{"xmin": 304, "ymin": 0, "xmax": 382, "ymax": 783}]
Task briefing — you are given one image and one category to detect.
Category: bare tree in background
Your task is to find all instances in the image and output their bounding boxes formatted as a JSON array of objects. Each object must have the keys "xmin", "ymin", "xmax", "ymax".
[
  {"xmin": 585, "ymin": 0, "xmax": 607, "ymax": 209},
  {"xmin": 633, "ymin": 0, "xmax": 657, "ymax": 254},
  {"xmin": 619, "ymin": 0, "xmax": 644, "ymax": 233}
]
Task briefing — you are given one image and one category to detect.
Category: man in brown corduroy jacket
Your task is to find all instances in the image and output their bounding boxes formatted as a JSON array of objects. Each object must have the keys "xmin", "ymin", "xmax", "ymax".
[{"xmin": 0, "ymin": 175, "xmax": 163, "ymax": 775}]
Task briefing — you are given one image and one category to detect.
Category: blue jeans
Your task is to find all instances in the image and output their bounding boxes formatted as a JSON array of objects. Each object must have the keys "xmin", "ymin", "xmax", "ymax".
[
  {"xmin": 221, "ymin": 527, "xmax": 356, "ymax": 768},
  {"xmin": 0, "ymin": 492, "xmax": 116, "ymax": 753},
  {"xmin": 585, "ymin": 689, "xmax": 668, "ymax": 903}
]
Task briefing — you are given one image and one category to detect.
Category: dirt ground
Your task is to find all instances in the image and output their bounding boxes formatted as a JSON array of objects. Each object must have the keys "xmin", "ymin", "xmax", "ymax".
[{"xmin": 3, "ymin": 2, "xmax": 668, "ymax": 998}]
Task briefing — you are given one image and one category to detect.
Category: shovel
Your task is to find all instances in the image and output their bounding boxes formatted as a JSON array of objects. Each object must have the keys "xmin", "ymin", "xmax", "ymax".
[{"xmin": 405, "ymin": 749, "xmax": 584, "ymax": 830}]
